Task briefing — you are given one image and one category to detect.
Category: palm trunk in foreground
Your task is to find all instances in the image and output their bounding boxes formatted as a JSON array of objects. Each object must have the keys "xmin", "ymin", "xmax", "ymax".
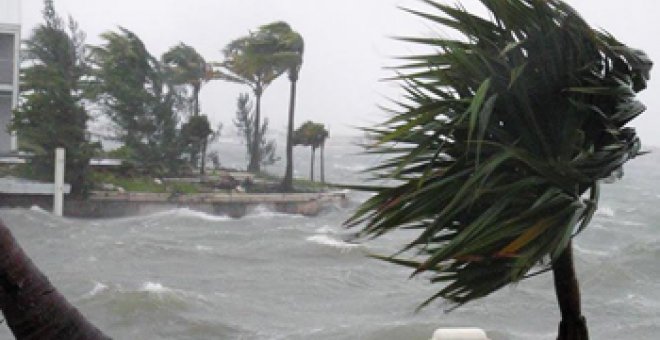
[
  {"xmin": 0, "ymin": 219, "xmax": 109, "ymax": 340},
  {"xmin": 553, "ymin": 241, "xmax": 589, "ymax": 340}
]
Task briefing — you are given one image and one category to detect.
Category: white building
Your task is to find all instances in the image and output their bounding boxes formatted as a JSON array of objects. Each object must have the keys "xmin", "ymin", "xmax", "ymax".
[{"xmin": 0, "ymin": 0, "xmax": 20, "ymax": 154}]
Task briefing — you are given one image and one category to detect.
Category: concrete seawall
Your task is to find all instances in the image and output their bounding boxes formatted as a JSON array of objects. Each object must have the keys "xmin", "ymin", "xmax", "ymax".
[{"xmin": 0, "ymin": 191, "xmax": 349, "ymax": 218}]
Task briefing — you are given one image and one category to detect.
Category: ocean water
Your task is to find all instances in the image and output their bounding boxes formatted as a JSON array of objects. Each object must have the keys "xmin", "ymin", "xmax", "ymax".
[{"xmin": 0, "ymin": 139, "xmax": 659, "ymax": 339}]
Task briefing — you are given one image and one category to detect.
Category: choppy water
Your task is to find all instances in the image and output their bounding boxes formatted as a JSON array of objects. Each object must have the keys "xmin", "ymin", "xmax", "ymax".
[{"xmin": 1, "ymin": 140, "xmax": 659, "ymax": 339}]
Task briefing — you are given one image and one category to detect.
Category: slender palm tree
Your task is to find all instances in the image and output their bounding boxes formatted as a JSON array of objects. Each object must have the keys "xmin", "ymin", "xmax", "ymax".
[
  {"xmin": 256, "ymin": 22, "xmax": 305, "ymax": 192},
  {"xmin": 294, "ymin": 121, "xmax": 328, "ymax": 182},
  {"xmin": 0, "ymin": 219, "xmax": 109, "ymax": 339},
  {"xmin": 211, "ymin": 31, "xmax": 285, "ymax": 173},
  {"xmin": 320, "ymin": 138, "xmax": 327, "ymax": 184},
  {"xmin": 346, "ymin": 1, "xmax": 651, "ymax": 339},
  {"xmin": 162, "ymin": 43, "xmax": 207, "ymax": 116},
  {"xmin": 163, "ymin": 44, "xmax": 213, "ymax": 173},
  {"xmin": 312, "ymin": 124, "xmax": 329, "ymax": 184}
]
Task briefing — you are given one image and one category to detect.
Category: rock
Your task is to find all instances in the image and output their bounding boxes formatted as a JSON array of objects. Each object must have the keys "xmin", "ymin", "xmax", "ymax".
[
  {"xmin": 215, "ymin": 175, "xmax": 239, "ymax": 190},
  {"xmin": 100, "ymin": 183, "xmax": 116, "ymax": 191}
]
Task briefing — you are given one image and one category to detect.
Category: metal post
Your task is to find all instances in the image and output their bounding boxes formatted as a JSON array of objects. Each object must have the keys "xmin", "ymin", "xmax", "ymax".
[{"xmin": 53, "ymin": 148, "xmax": 65, "ymax": 216}]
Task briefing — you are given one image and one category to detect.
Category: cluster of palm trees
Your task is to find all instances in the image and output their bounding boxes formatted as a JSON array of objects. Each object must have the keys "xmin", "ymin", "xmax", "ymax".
[
  {"xmin": 293, "ymin": 121, "xmax": 329, "ymax": 183},
  {"xmin": 98, "ymin": 21, "xmax": 306, "ymax": 186},
  {"xmin": 162, "ymin": 43, "xmax": 215, "ymax": 174},
  {"xmin": 208, "ymin": 21, "xmax": 305, "ymax": 192}
]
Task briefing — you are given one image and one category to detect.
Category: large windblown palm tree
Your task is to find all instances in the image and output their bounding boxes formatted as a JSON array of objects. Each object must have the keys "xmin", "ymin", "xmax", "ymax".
[
  {"xmin": 163, "ymin": 43, "xmax": 212, "ymax": 173},
  {"xmin": 211, "ymin": 31, "xmax": 286, "ymax": 173},
  {"xmin": 346, "ymin": 1, "xmax": 652, "ymax": 339},
  {"xmin": 256, "ymin": 22, "xmax": 306, "ymax": 192},
  {"xmin": 162, "ymin": 43, "xmax": 207, "ymax": 116}
]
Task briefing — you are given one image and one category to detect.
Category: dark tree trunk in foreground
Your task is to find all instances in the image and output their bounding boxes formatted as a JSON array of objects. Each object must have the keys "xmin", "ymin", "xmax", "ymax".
[
  {"xmin": 553, "ymin": 241, "xmax": 589, "ymax": 340},
  {"xmin": 282, "ymin": 78, "xmax": 298, "ymax": 192},
  {"xmin": 0, "ymin": 219, "xmax": 109, "ymax": 340}
]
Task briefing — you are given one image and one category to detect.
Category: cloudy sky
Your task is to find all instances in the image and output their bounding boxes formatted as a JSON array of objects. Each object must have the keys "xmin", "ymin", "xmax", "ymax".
[{"xmin": 15, "ymin": 0, "xmax": 660, "ymax": 146}]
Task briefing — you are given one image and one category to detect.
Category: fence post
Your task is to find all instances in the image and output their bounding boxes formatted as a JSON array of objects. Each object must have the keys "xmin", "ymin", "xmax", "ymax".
[{"xmin": 53, "ymin": 148, "xmax": 65, "ymax": 216}]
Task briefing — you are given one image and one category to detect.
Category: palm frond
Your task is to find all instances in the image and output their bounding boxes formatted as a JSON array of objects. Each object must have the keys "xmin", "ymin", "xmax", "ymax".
[{"xmin": 347, "ymin": 0, "xmax": 652, "ymax": 308}]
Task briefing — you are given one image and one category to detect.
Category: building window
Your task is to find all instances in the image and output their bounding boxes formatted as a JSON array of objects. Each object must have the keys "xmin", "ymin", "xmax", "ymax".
[{"xmin": 0, "ymin": 33, "xmax": 15, "ymax": 85}]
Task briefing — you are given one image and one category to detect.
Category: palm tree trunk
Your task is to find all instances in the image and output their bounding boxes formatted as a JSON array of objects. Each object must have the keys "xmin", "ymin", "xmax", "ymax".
[
  {"xmin": 282, "ymin": 79, "xmax": 298, "ymax": 192},
  {"xmin": 193, "ymin": 84, "xmax": 201, "ymax": 116},
  {"xmin": 191, "ymin": 141, "xmax": 199, "ymax": 170},
  {"xmin": 553, "ymin": 241, "xmax": 589, "ymax": 340},
  {"xmin": 320, "ymin": 142, "xmax": 325, "ymax": 184},
  {"xmin": 248, "ymin": 88, "xmax": 262, "ymax": 173},
  {"xmin": 0, "ymin": 219, "xmax": 109, "ymax": 340},
  {"xmin": 310, "ymin": 147, "xmax": 315, "ymax": 182},
  {"xmin": 200, "ymin": 138, "xmax": 207, "ymax": 176}
]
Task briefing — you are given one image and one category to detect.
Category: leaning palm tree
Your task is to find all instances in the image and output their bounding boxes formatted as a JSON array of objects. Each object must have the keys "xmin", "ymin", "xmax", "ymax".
[
  {"xmin": 211, "ymin": 31, "xmax": 286, "ymax": 173},
  {"xmin": 256, "ymin": 22, "xmax": 305, "ymax": 192},
  {"xmin": 163, "ymin": 43, "xmax": 211, "ymax": 173},
  {"xmin": 0, "ymin": 219, "xmax": 109, "ymax": 339},
  {"xmin": 346, "ymin": 1, "xmax": 652, "ymax": 339},
  {"xmin": 294, "ymin": 121, "xmax": 328, "ymax": 182},
  {"xmin": 162, "ymin": 43, "xmax": 207, "ymax": 116},
  {"xmin": 312, "ymin": 124, "xmax": 329, "ymax": 183},
  {"xmin": 320, "ymin": 133, "xmax": 328, "ymax": 184}
]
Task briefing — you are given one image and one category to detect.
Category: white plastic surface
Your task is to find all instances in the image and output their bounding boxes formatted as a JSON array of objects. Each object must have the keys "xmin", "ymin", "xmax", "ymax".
[{"xmin": 431, "ymin": 328, "xmax": 490, "ymax": 340}]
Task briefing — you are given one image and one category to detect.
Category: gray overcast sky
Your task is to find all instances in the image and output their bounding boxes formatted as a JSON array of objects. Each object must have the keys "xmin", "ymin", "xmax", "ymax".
[{"xmin": 17, "ymin": 0, "xmax": 660, "ymax": 146}]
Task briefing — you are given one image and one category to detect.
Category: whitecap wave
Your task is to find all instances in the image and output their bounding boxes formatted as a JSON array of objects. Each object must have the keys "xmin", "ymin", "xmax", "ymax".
[
  {"xmin": 195, "ymin": 244, "xmax": 213, "ymax": 252},
  {"xmin": 103, "ymin": 208, "xmax": 229, "ymax": 223},
  {"xmin": 138, "ymin": 281, "xmax": 210, "ymax": 303},
  {"xmin": 306, "ymin": 234, "xmax": 360, "ymax": 251},
  {"xmin": 140, "ymin": 281, "xmax": 172, "ymax": 293},
  {"xmin": 621, "ymin": 220, "xmax": 646, "ymax": 227},
  {"xmin": 82, "ymin": 281, "xmax": 109, "ymax": 298},
  {"xmin": 573, "ymin": 244, "xmax": 611, "ymax": 257},
  {"xmin": 246, "ymin": 206, "xmax": 305, "ymax": 219},
  {"xmin": 139, "ymin": 208, "xmax": 231, "ymax": 222},
  {"xmin": 315, "ymin": 225, "xmax": 338, "ymax": 234},
  {"xmin": 29, "ymin": 205, "xmax": 50, "ymax": 214},
  {"xmin": 596, "ymin": 206, "xmax": 615, "ymax": 218},
  {"xmin": 172, "ymin": 208, "xmax": 232, "ymax": 222},
  {"xmin": 334, "ymin": 164, "xmax": 366, "ymax": 172}
]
